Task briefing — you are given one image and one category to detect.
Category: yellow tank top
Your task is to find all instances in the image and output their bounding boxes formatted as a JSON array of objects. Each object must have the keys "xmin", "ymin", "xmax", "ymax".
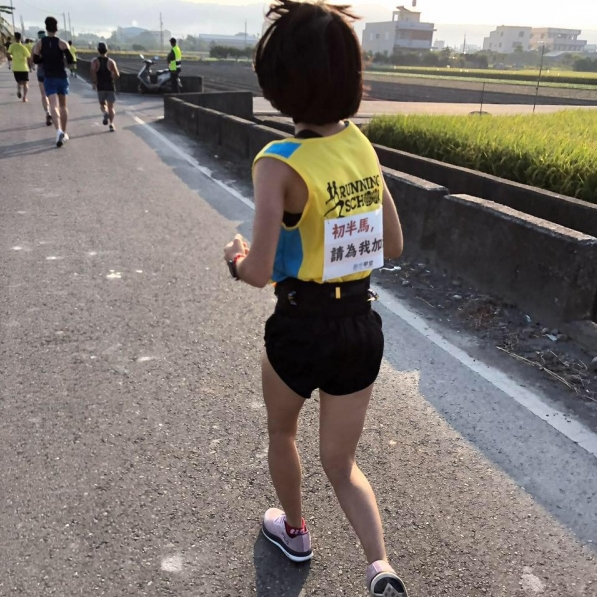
[{"xmin": 253, "ymin": 122, "xmax": 384, "ymax": 284}]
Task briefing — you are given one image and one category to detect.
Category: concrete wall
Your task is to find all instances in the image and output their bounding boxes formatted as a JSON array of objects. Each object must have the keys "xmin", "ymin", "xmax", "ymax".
[
  {"xmin": 374, "ymin": 144, "xmax": 597, "ymax": 238},
  {"xmin": 173, "ymin": 91, "xmax": 253, "ymax": 120},
  {"xmin": 163, "ymin": 96, "xmax": 288, "ymax": 160},
  {"xmin": 164, "ymin": 97, "xmax": 597, "ymax": 323}
]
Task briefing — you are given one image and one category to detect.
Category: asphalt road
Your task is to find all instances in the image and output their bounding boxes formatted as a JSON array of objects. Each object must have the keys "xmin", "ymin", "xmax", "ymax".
[{"xmin": 1, "ymin": 67, "xmax": 597, "ymax": 597}]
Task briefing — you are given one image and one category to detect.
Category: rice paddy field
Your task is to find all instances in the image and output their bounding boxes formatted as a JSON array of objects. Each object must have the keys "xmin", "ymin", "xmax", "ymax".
[
  {"xmin": 364, "ymin": 111, "xmax": 597, "ymax": 204},
  {"xmin": 368, "ymin": 66, "xmax": 597, "ymax": 88}
]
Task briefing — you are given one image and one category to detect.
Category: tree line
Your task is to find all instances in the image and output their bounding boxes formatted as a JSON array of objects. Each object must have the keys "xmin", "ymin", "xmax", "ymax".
[{"xmin": 364, "ymin": 48, "xmax": 597, "ymax": 72}]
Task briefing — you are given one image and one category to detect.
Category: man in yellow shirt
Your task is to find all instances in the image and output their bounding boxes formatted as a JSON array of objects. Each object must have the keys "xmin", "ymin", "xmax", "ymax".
[
  {"xmin": 68, "ymin": 40, "xmax": 77, "ymax": 77},
  {"xmin": 8, "ymin": 32, "xmax": 32, "ymax": 102}
]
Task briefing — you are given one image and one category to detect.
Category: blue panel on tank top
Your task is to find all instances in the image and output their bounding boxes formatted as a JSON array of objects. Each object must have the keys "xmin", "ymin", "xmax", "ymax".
[
  {"xmin": 264, "ymin": 141, "xmax": 301, "ymax": 160},
  {"xmin": 272, "ymin": 228, "xmax": 303, "ymax": 282}
]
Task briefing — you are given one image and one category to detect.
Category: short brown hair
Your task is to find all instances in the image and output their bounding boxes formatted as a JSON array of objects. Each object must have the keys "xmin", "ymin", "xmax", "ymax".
[{"xmin": 254, "ymin": 0, "xmax": 363, "ymax": 125}]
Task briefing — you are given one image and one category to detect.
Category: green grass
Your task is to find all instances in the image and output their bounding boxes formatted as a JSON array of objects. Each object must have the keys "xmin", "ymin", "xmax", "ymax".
[
  {"xmin": 371, "ymin": 65, "xmax": 597, "ymax": 78},
  {"xmin": 364, "ymin": 111, "xmax": 597, "ymax": 203},
  {"xmin": 366, "ymin": 65, "xmax": 597, "ymax": 88},
  {"xmin": 364, "ymin": 70, "xmax": 597, "ymax": 90}
]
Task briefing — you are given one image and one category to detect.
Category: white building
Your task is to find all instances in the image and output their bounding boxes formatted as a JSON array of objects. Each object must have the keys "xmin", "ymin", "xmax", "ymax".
[
  {"xmin": 362, "ymin": 6, "xmax": 435, "ymax": 55},
  {"xmin": 483, "ymin": 26, "xmax": 532, "ymax": 53},
  {"xmin": 530, "ymin": 28, "xmax": 587, "ymax": 52}
]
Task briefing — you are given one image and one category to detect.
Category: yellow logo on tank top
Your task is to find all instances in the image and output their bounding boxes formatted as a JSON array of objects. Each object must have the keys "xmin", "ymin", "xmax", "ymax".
[{"xmin": 325, "ymin": 175, "xmax": 382, "ymax": 217}]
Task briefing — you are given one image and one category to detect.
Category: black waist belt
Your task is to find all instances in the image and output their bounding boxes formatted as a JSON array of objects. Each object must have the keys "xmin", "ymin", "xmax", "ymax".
[{"xmin": 274, "ymin": 277, "xmax": 377, "ymax": 318}]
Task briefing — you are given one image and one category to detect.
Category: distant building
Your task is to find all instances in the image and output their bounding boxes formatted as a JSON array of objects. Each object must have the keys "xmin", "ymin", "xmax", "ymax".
[
  {"xmin": 530, "ymin": 28, "xmax": 587, "ymax": 52},
  {"xmin": 584, "ymin": 44, "xmax": 597, "ymax": 54},
  {"xmin": 25, "ymin": 26, "xmax": 42, "ymax": 38},
  {"xmin": 483, "ymin": 26, "xmax": 532, "ymax": 53},
  {"xmin": 433, "ymin": 40, "xmax": 446, "ymax": 50},
  {"xmin": 117, "ymin": 26, "xmax": 171, "ymax": 43},
  {"xmin": 198, "ymin": 33, "xmax": 260, "ymax": 48},
  {"xmin": 362, "ymin": 6, "xmax": 435, "ymax": 55},
  {"xmin": 462, "ymin": 43, "xmax": 481, "ymax": 54}
]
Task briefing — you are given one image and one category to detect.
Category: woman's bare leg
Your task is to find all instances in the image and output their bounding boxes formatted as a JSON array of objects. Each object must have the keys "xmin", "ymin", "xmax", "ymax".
[
  {"xmin": 319, "ymin": 386, "xmax": 387, "ymax": 564},
  {"xmin": 262, "ymin": 353, "xmax": 305, "ymax": 528}
]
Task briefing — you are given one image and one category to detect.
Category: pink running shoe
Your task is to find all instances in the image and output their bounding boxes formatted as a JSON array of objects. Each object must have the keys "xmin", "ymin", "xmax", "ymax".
[
  {"xmin": 262, "ymin": 508, "xmax": 313, "ymax": 563},
  {"xmin": 367, "ymin": 560, "xmax": 409, "ymax": 596}
]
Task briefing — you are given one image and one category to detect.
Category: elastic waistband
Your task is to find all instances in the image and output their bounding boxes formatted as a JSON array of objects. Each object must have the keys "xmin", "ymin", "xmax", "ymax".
[{"xmin": 274, "ymin": 277, "xmax": 375, "ymax": 318}]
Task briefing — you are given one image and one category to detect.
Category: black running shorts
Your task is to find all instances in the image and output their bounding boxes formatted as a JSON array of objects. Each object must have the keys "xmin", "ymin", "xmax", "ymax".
[
  {"xmin": 14, "ymin": 71, "xmax": 29, "ymax": 83},
  {"xmin": 264, "ymin": 308, "xmax": 384, "ymax": 399}
]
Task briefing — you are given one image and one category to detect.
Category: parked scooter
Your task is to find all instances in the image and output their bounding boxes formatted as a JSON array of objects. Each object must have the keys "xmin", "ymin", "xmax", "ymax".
[{"xmin": 137, "ymin": 54, "xmax": 182, "ymax": 94}]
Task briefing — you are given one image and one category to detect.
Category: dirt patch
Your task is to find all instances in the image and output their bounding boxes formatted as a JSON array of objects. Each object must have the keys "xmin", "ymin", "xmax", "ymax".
[
  {"xmin": 365, "ymin": 74, "xmax": 597, "ymax": 105},
  {"xmin": 375, "ymin": 259, "xmax": 597, "ymax": 408}
]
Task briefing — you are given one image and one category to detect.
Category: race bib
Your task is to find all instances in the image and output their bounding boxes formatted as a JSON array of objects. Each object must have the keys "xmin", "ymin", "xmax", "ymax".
[{"xmin": 323, "ymin": 208, "xmax": 384, "ymax": 281}]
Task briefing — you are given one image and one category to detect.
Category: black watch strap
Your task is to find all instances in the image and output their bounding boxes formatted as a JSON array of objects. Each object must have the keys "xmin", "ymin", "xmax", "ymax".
[{"xmin": 228, "ymin": 258, "xmax": 240, "ymax": 280}]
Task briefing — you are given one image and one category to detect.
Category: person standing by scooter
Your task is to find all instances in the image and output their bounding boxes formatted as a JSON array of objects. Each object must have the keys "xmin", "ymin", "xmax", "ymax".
[
  {"xmin": 91, "ymin": 42, "xmax": 119, "ymax": 132},
  {"xmin": 68, "ymin": 41, "xmax": 77, "ymax": 77},
  {"xmin": 167, "ymin": 37, "xmax": 181, "ymax": 93}
]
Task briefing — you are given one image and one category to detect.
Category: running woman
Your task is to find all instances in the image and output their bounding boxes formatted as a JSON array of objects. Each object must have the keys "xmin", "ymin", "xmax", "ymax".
[
  {"xmin": 8, "ymin": 32, "xmax": 31, "ymax": 102},
  {"xmin": 33, "ymin": 16, "xmax": 75, "ymax": 147},
  {"xmin": 223, "ymin": 2, "xmax": 407, "ymax": 596},
  {"xmin": 90, "ymin": 43, "xmax": 120, "ymax": 132},
  {"xmin": 34, "ymin": 30, "xmax": 52, "ymax": 126}
]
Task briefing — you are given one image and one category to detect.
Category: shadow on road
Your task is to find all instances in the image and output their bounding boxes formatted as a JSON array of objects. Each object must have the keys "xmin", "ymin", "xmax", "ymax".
[
  {"xmin": 0, "ymin": 132, "xmax": 105, "ymax": 158},
  {"xmin": 253, "ymin": 533, "xmax": 310, "ymax": 597},
  {"xmin": 0, "ymin": 123, "xmax": 48, "ymax": 134},
  {"xmin": 0, "ymin": 138, "xmax": 56, "ymax": 158}
]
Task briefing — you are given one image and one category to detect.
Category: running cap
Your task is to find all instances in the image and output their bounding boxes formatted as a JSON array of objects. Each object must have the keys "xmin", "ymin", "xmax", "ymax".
[{"xmin": 98, "ymin": 42, "xmax": 108, "ymax": 54}]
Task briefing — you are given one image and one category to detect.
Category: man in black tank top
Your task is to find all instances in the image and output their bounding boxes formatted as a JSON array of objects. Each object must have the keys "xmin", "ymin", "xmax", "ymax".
[
  {"xmin": 32, "ymin": 16, "xmax": 74, "ymax": 147},
  {"xmin": 90, "ymin": 43, "xmax": 120, "ymax": 132}
]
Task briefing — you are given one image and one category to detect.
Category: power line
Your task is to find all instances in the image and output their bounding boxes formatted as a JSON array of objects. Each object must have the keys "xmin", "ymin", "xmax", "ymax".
[{"xmin": 18, "ymin": 0, "xmax": 57, "ymax": 14}]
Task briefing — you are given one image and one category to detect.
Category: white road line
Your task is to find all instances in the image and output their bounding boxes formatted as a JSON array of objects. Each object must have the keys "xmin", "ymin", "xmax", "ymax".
[
  {"xmin": 130, "ymin": 114, "xmax": 255, "ymax": 210},
  {"xmin": 130, "ymin": 114, "xmax": 597, "ymax": 460}
]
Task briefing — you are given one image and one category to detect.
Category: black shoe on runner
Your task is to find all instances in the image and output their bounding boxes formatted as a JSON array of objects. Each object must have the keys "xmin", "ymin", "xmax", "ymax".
[
  {"xmin": 46, "ymin": 113, "xmax": 53, "ymax": 126},
  {"xmin": 17, "ymin": 91, "xmax": 22, "ymax": 99},
  {"xmin": 103, "ymin": 112, "xmax": 109, "ymax": 126}
]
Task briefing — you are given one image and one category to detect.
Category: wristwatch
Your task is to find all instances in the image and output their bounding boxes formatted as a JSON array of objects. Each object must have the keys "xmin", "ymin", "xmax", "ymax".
[{"xmin": 228, "ymin": 254, "xmax": 243, "ymax": 280}]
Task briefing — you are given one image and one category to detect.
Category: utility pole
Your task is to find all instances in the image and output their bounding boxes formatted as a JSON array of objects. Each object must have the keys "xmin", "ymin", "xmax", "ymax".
[
  {"xmin": 68, "ymin": 12, "xmax": 72, "ymax": 38},
  {"xmin": 160, "ymin": 13, "xmax": 164, "ymax": 52},
  {"xmin": 463, "ymin": 32, "xmax": 467, "ymax": 54},
  {"xmin": 9, "ymin": 0, "xmax": 16, "ymax": 33},
  {"xmin": 62, "ymin": 13, "xmax": 67, "ymax": 36},
  {"xmin": 244, "ymin": 19, "xmax": 247, "ymax": 49},
  {"xmin": 20, "ymin": 14, "xmax": 24, "ymax": 35},
  {"xmin": 533, "ymin": 43, "xmax": 546, "ymax": 114}
]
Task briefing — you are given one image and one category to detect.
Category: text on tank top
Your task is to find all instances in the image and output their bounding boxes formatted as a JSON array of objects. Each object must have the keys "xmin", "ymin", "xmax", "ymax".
[
  {"xmin": 41, "ymin": 36, "xmax": 67, "ymax": 79},
  {"xmin": 96, "ymin": 56, "xmax": 115, "ymax": 91},
  {"xmin": 254, "ymin": 122, "xmax": 385, "ymax": 284}
]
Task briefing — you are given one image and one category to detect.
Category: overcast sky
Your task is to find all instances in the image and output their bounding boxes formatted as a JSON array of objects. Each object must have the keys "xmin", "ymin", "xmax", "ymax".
[{"xmin": 14, "ymin": 0, "xmax": 597, "ymax": 45}]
